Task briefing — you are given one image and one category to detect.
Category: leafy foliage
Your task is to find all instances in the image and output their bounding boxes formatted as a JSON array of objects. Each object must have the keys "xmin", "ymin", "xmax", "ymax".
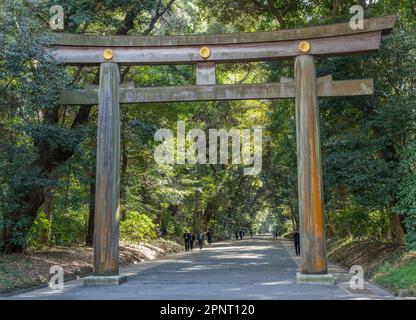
[
  {"xmin": 396, "ymin": 143, "xmax": 416, "ymax": 250},
  {"xmin": 120, "ymin": 212, "xmax": 157, "ymax": 243},
  {"xmin": 1, "ymin": 0, "xmax": 416, "ymax": 252}
]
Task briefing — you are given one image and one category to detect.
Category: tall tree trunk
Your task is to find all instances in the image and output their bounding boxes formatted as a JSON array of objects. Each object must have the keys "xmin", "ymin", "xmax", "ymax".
[
  {"xmin": 193, "ymin": 191, "xmax": 202, "ymax": 234},
  {"xmin": 120, "ymin": 118, "xmax": 128, "ymax": 222},
  {"xmin": 288, "ymin": 203, "xmax": 299, "ymax": 231},
  {"xmin": 2, "ymin": 183, "xmax": 45, "ymax": 253},
  {"xmin": 64, "ymin": 166, "xmax": 71, "ymax": 210},
  {"xmin": 86, "ymin": 178, "xmax": 96, "ymax": 246},
  {"xmin": 41, "ymin": 190, "xmax": 54, "ymax": 244},
  {"xmin": 158, "ymin": 209, "xmax": 163, "ymax": 234},
  {"xmin": 390, "ymin": 211, "xmax": 406, "ymax": 246},
  {"xmin": 326, "ymin": 210, "xmax": 336, "ymax": 239}
]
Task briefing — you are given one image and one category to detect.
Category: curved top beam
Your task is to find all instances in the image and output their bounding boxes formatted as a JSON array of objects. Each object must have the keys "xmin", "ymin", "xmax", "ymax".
[{"xmin": 50, "ymin": 15, "xmax": 396, "ymax": 47}]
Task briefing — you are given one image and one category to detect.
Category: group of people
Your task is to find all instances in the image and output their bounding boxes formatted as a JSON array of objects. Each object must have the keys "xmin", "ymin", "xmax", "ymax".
[
  {"xmin": 183, "ymin": 228, "xmax": 300, "ymax": 256},
  {"xmin": 234, "ymin": 230, "xmax": 244, "ymax": 240},
  {"xmin": 234, "ymin": 229, "xmax": 254, "ymax": 240},
  {"xmin": 183, "ymin": 231, "xmax": 213, "ymax": 251},
  {"xmin": 272, "ymin": 229, "xmax": 280, "ymax": 239}
]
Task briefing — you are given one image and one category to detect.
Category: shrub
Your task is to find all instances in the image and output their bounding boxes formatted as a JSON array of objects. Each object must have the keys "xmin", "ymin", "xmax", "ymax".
[
  {"xmin": 330, "ymin": 206, "xmax": 390, "ymax": 240},
  {"xmin": 120, "ymin": 211, "xmax": 157, "ymax": 243},
  {"xmin": 50, "ymin": 207, "xmax": 88, "ymax": 247},
  {"xmin": 26, "ymin": 207, "xmax": 88, "ymax": 248},
  {"xmin": 26, "ymin": 212, "xmax": 51, "ymax": 248}
]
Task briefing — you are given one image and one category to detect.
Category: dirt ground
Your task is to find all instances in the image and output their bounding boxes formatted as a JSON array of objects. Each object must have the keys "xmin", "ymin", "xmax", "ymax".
[
  {"xmin": 328, "ymin": 238, "xmax": 416, "ymax": 294},
  {"xmin": 328, "ymin": 239, "xmax": 405, "ymax": 275},
  {"xmin": 0, "ymin": 239, "xmax": 182, "ymax": 295}
]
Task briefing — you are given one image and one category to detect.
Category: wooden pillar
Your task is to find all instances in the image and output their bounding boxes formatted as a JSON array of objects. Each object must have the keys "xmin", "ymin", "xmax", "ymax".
[
  {"xmin": 295, "ymin": 55, "xmax": 327, "ymax": 274},
  {"xmin": 196, "ymin": 62, "xmax": 216, "ymax": 85},
  {"xmin": 94, "ymin": 62, "xmax": 121, "ymax": 276}
]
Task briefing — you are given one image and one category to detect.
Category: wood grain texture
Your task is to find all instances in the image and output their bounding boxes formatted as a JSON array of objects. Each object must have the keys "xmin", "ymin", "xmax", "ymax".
[
  {"xmin": 49, "ymin": 32, "xmax": 382, "ymax": 65},
  {"xmin": 94, "ymin": 63, "xmax": 121, "ymax": 276},
  {"xmin": 196, "ymin": 62, "xmax": 216, "ymax": 85},
  {"xmin": 58, "ymin": 78, "xmax": 373, "ymax": 105},
  {"xmin": 295, "ymin": 55, "xmax": 327, "ymax": 275},
  {"xmin": 50, "ymin": 15, "xmax": 396, "ymax": 47}
]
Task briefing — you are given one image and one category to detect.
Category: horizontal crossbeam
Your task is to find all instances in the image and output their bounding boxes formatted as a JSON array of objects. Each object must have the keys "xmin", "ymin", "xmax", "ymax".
[
  {"xmin": 51, "ymin": 15, "xmax": 396, "ymax": 47},
  {"xmin": 50, "ymin": 33, "xmax": 381, "ymax": 66},
  {"xmin": 49, "ymin": 16, "xmax": 395, "ymax": 66},
  {"xmin": 58, "ymin": 77, "xmax": 373, "ymax": 105}
]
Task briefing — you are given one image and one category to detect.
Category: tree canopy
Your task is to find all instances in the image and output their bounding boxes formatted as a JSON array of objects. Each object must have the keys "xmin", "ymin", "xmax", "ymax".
[{"xmin": 0, "ymin": 0, "xmax": 415, "ymax": 253}]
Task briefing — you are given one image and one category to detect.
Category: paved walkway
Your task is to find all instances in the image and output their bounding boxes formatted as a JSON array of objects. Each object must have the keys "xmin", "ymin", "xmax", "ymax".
[{"xmin": 5, "ymin": 237, "xmax": 395, "ymax": 300}]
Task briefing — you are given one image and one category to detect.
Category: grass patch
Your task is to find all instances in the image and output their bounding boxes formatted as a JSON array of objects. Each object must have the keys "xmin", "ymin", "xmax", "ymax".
[{"xmin": 374, "ymin": 261, "xmax": 416, "ymax": 292}]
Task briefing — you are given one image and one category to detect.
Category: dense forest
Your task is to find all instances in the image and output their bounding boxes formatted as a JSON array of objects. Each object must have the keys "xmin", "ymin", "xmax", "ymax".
[{"xmin": 0, "ymin": 0, "xmax": 415, "ymax": 257}]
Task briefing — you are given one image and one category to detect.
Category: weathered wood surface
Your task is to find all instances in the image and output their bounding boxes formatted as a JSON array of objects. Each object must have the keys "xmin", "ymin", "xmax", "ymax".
[
  {"xmin": 196, "ymin": 62, "xmax": 216, "ymax": 85},
  {"xmin": 50, "ymin": 15, "xmax": 396, "ymax": 47},
  {"xmin": 295, "ymin": 55, "xmax": 327, "ymax": 274},
  {"xmin": 94, "ymin": 62, "xmax": 121, "ymax": 276},
  {"xmin": 58, "ymin": 78, "xmax": 373, "ymax": 105},
  {"xmin": 50, "ymin": 32, "xmax": 382, "ymax": 65}
]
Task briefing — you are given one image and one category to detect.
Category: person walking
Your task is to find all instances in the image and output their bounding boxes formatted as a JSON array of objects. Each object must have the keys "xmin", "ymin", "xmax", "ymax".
[
  {"xmin": 239, "ymin": 230, "xmax": 243, "ymax": 240},
  {"xmin": 293, "ymin": 230, "xmax": 300, "ymax": 256},
  {"xmin": 190, "ymin": 232, "xmax": 195, "ymax": 250},
  {"xmin": 235, "ymin": 230, "xmax": 239, "ymax": 240},
  {"xmin": 183, "ymin": 231, "xmax": 190, "ymax": 251},
  {"xmin": 197, "ymin": 232, "xmax": 205, "ymax": 249},
  {"xmin": 207, "ymin": 231, "xmax": 213, "ymax": 245}
]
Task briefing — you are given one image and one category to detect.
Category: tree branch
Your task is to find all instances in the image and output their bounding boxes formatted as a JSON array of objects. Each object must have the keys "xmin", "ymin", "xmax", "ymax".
[{"xmin": 251, "ymin": 0, "xmax": 287, "ymax": 28}]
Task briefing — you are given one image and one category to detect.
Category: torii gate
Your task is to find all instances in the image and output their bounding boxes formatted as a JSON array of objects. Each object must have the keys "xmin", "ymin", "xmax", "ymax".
[{"xmin": 51, "ymin": 15, "xmax": 396, "ymax": 285}]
